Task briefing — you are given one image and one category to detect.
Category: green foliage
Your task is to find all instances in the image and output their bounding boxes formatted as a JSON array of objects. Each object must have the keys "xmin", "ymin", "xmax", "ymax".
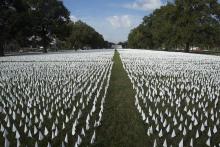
[
  {"xmin": 0, "ymin": 0, "xmax": 70, "ymax": 55},
  {"xmin": 128, "ymin": 0, "xmax": 220, "ymax": 52},
  {"xmin": 0, "ymin": 0, "xmax": 111, "ymax": 55},
  {"xmin": 27, "ymin": 0, "xmax": 70, "ymax": 52},
  {"xmin": 67, "ymin": 21, "xmax": 107, "ymax": 50},
  {"xmin": 128, "ymin": 23, "xmax": 154, "ymax": 49}
]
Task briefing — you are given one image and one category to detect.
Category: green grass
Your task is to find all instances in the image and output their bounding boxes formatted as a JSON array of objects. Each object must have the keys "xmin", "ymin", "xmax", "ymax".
[{"xmin": 93, "ymin": 50, "xmax": 148, "ymax": 147}]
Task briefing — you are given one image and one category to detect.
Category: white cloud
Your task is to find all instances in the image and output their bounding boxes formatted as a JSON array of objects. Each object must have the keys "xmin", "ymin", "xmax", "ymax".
[
  {"xmin": 70, "ymin": 15, "xmax": 78, "ymax": 22},
  {"xmin": 87, "ymin": 15, "xmax": 142, "ymax": 43},
  {"xmin": 106, "ymin": 15, "xmax": 132, "ymax": 28},
  {"xmin": 124, "ymin": 0, "xmax": 163, "ymax": 11}
]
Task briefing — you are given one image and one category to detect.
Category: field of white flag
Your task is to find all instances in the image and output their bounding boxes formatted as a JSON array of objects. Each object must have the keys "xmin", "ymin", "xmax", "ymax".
[
  {"xmin": 119, "ymin": 49, "xmax": 220, "ymax": 146},
  {"xmin": 0, "ymin": 50, "xmax": 114, "ymax": 146},
  {"xmin": 0, "ymin": 49, "xmax": 220, "ymax": 147}
]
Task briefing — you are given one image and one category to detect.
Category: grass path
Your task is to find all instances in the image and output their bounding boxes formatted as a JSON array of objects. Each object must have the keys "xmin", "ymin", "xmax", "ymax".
[{"xmin": 94, "ymin": 50, "xmax": 147, "ymax": 147}]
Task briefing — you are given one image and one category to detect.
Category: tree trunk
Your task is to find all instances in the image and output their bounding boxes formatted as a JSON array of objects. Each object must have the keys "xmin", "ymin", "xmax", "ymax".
[
  {"xmin": 43, "ymin": 39, "xmax": 48, "ymax": 53},
  {"xmin": 0, "ymin": 42, "xmax": 4, "ymax": 57},
  {"xmin": 42, "ymin": 26, "xmax": 48, "ymax": 53},
  {"xmin": 43, "ymin": 47, "xmax": 48, "ymax": 53},
  {"xmin": 185, "ymin": 42, "xmax": 190, "ymax": 52}
]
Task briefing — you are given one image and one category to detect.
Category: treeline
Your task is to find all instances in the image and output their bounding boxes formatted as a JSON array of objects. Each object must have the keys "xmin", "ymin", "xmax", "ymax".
[
  {"xmin": 67, "ymin": 21, "xmax": 111, "ymax": 50},
  {"xmin": 0, "ymin": 0, "xmax": 110, "ymax": 56},
  {"xmin": 128, "ymin": 0, "xmax": 220, "ymax": 52}
]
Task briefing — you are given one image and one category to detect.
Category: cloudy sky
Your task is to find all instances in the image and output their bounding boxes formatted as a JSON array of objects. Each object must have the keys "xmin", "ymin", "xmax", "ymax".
[{"xmin": 63, "ymin": 0, "xmax": 169, "ymax": 43}]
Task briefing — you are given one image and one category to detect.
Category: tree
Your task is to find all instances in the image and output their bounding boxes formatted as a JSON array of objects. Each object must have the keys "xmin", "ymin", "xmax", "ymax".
[
  {"xmin": 174, "ymin": 0, "xmax": 220, "ymax": 52},
  {"xmin": 0, "ymin": 0, "xmax": 16, "ymax": 56},
  {"xmin": 128, "ymin": 5, "xmax": 177, "ymax": 50},
  {"xmin": 0, "ymin": 0, "xmax": 70, "ymax": 56},
  {"xmin": 27, "ymin": 0, "xmax": 70, "ymax": 53},
  {"xmin": 11, "ymin": 0, "xmax": 33, "ymax": 48},
  {"xmin": 67, "ymin": 21, "xmax": 107, "ymax": 50},
  {"xmin": 128, "ymin": 0, "xmax": 220, "ymax": 52},
  {"xmin": 150, "ymin": 4, "xmax": 177, "ymax": 50},
  {"xmin": 128, "ymin": 25, "xmax": 151, "ymax": 49}
]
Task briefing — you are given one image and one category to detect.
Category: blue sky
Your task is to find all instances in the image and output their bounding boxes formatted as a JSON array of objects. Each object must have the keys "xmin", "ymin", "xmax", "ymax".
[{"xmin": 63, "ymin": 0, "xmax": 169, "ymax": 43}]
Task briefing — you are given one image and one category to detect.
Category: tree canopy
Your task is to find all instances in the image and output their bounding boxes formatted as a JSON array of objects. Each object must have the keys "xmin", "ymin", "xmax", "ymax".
[
  {"xmin": 128, "ymin": 0, "xmax": 220, "ymax": 52},
  {"xmin": 0, "ymin": 0, "xmax": 71, "ymax": 55},
  {"xmin": 0, "ymin": 0, "xmax": 111, "ymax": 56},
  {"xmin": 67, "ymin": 21, "xmax": 107, "ymax": 50}
]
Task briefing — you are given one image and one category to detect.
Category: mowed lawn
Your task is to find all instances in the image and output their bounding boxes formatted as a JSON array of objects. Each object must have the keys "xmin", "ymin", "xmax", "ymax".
[{"xmin": 94, "ymin": 51, "xmax": 148, "ymax": 147}]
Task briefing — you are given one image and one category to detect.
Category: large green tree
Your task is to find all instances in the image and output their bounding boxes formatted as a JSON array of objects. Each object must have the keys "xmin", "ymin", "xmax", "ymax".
[
  {"xmin": 174, "ymin": 0, "xmax": 220, "ymax": 51},
  {"xmin": 128, "ymin": 23, "xmax": 154, "ymax": 49},
  {"xmin": 128, "ymin": 5, "xmax": 176, "ymax": 50},
  {"xmin": 128, "ymin": 0, "xmax": 220, "ymax": 52},
  {"xmin": 67, "ymin": 21, "xmax": 107, "ymax": 50},
  {"xmin": 150, "ymin": 4, "xmax": 177, "ymax": 50},
  {"xmin": 0, "ymin": 0, "xmax": 70, "ymax": 56},
  {"xmin": 27, "ymin": 0, "xmax": 70, "ymax": 53}
]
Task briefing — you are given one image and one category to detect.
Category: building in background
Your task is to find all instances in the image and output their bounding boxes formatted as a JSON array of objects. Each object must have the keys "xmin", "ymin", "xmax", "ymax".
[{"xmin": 111, "ymin": 44, "xmax": 122, "ymax": 49}]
